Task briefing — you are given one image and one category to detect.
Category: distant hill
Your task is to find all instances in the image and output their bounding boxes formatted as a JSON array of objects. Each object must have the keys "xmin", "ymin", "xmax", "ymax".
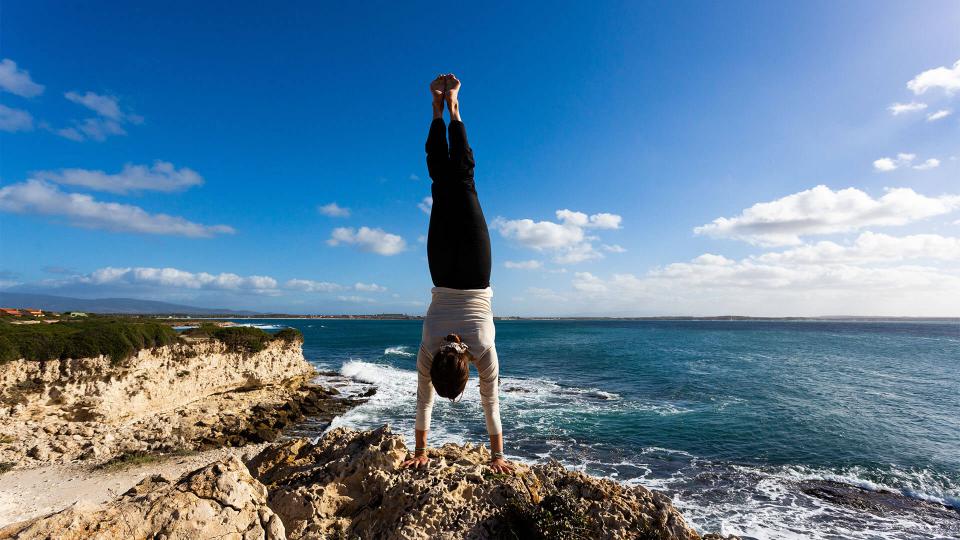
[{"xmin": 0, "ymin": 292, "xmax": 256, "ymax": 315}]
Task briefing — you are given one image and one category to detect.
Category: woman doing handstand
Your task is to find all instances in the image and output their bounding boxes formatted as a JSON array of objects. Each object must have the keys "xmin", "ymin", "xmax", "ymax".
[{"xmin": 401, "ymin": 74, "xmax": 513, "ymax": 474}]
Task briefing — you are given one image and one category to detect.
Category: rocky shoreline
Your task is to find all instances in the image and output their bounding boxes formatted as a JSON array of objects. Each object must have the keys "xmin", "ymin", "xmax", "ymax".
[
  {"xmin": 2, "ymin": 426, "xmax": 738, "ymax": 540},
  {"xmin": 0, "ymin": 338, "xmax": 740, "ymax": 539}
]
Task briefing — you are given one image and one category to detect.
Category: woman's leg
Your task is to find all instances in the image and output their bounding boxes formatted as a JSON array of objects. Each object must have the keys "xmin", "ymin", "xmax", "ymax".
[
  {"xmin": 425, "ymin": 74, "xmax": 491, "ymax": 290},
  {"xmin": 444, "ymin": 76, "xmax": 491, "ymax": 289}
]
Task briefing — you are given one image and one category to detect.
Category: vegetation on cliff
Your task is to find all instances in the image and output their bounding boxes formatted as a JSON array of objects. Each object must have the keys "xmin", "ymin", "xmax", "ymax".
[
  {"xmin": 181, "ymin": 323, "xmax": 302, "ymax": 353},
  {"xmin": 0, "ymin": 318, "xmax": 178, "ymax": 364},
  {"xmin": 0, "ymin": 317, "xmax": 303, "ymax": 363}
]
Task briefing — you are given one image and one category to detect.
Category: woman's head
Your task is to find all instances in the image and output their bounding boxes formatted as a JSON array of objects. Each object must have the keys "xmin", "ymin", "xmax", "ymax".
[{"xmin": 431, "ymin": 333, "xmax": 471, "ymax": 401}]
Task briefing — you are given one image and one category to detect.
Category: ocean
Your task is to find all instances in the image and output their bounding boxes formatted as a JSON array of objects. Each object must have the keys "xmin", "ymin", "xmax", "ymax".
[{"xmin": 235, "ymin": 319, "xmax": 959, "ymax": 539}]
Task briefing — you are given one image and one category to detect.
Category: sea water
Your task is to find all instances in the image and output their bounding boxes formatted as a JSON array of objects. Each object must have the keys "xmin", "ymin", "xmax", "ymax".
[{"xmin": 240, "ymin": 319, "xmax": 959, "ymax": 539}]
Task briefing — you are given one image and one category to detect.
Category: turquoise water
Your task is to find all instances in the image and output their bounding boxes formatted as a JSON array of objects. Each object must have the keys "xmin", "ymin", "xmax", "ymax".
[{"xmin": 240, "ymin": 319, "xmax": 960, "ymax": 539}]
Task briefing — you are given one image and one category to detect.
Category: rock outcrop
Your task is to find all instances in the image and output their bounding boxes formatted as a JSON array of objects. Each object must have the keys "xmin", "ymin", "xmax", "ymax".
[
  {"xmin": 0, "ymin": 455, "xmax": 284, "ymax": 540},
  {"xmin": 3, "ymin": 425, "xmax": 737, "ymax": 539},
  {"xmin": 249, "ymin": 425, "xmax": 733, "ymax": 539},
  {"xmin": 0, "ymin": 338, "xmax": 311, "ymax": 424},
  {"xmin": 0, "ymin": 339, "xmax": 366, "ymax": 467}
]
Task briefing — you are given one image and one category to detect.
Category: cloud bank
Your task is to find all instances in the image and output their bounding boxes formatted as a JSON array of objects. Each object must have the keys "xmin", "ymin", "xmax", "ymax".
[
  {"xmin": 0, "ymin": 180, "xmax": 234, "ymax": 237},
  {"xmin": 35, "ymin": 162, "xmax": 204, "ymax": 194},
  {"xmin": 694, "ymin": 186, "xmax": 960, "ymax": 246}
]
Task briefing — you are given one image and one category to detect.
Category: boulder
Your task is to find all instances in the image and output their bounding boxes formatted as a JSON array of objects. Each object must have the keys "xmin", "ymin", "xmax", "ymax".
[{"xmin": 0, "ymin": 455, "xmax": 284, "ymax": 540}]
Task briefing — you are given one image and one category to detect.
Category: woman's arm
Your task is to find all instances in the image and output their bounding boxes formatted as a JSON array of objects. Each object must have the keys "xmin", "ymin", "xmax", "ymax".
[
  {"xmin": 401, "ymin": 428, "xmax": 430, "ymax": 469},
  {"xmin": 478, "ymin": 347, "xmax": 514, "ymax": 473},
  {"xmin": 403, "ymin": 346, "xmax": 435, "ymax": 469}
]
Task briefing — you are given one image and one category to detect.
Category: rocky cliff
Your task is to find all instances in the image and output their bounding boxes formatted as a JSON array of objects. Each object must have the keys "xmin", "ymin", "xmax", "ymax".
[
  {"xmin": 3, "ymin": 426, "xmax": 738, "ymax": 540},
  {"xmin": 0, "ymin": 339, "xmax": 361, "ymax": 467}
]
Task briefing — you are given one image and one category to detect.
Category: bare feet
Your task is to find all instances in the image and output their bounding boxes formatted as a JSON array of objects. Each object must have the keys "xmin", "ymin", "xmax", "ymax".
[
  {"xmin": 430, "ymin": 74, "xmax": 445, "ymax": 103},
  {"xmin": 430, "ymin": 75, "xmax": 446, "ymax": 119},
  {"xmin": 443, "ymin": 74, "xmax": 461, "ymax": 122},
  {"xmin": 443, "ymin": 74, "xmax": 461, "ymax": 104}
]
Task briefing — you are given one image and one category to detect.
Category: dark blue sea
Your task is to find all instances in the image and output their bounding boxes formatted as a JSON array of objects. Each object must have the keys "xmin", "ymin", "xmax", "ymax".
[{"xmin": 233, "ymin": 319, "xmax": 960, "ymax": 539}]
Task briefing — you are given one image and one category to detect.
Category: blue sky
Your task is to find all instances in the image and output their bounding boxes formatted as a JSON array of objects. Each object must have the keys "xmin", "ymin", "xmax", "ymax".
[{"xmin": 1, "ymin": 1, "xmax": 958, "ymax": 316}]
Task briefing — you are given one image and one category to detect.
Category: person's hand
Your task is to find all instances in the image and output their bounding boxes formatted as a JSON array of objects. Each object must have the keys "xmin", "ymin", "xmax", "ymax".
[
  {"xmin": 488, "ymin": 457, "xmax": 514, "ymax": 474},
  {"xmin": 401, "ymin": 453, "xmax": 429, "ymax": 469}
]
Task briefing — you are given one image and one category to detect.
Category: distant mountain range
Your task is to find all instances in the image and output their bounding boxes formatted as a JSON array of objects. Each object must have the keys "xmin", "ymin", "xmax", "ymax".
[{"xmin": 0, "ymin": 292, "xmax": 256, "ymax": 315}]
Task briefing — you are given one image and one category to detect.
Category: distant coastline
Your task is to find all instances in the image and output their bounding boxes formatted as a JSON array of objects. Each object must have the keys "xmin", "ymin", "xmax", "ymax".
[{"xmin": 160, "ymin": 314, "xmax": 960, "ymax": 322}]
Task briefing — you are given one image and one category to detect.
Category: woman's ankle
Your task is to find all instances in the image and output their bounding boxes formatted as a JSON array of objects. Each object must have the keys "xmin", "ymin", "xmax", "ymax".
[{"xmin": 447, "ymin": 100, "xmax": 460, "ymax": 122}]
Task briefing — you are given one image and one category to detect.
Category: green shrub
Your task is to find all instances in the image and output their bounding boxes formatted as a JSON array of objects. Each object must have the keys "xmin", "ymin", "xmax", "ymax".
[
  {"xmin": 182, "ymin": 324, "xmax": 302, "ymax": 351},
  {"xmin": 209, "ymin": 326, "xmax": 273, "ymax": 353},
  {"xmin": 0, "ymin": 318, "xmax": 178, "ymax": 364},
  {"xmin": 273, "ymin": 327, "xmax": 303, "ymax": 343}
]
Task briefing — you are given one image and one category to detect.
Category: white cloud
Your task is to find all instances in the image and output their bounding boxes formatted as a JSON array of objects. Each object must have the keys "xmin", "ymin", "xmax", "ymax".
[
  {"xmin": 927, "ymin": 109, "xmax": 952, "ymax": 122},
  {"xmin": 873, "ymin": 152, "xmax": 916, "ymax": 171},
  {"xmin": 694, "ymin": 185, "xmax": 960, "ymax": 246},
  {"xmin": 888, "ymin": 102, "xmax": 927, "ymax": 115},
  {"xmin": 602, "ymin": 244, "xmax": 627, "ymax": 253},
  {"xmin": 504, "ymin": 260, "xmax": 543, "ymax": 270},
  {"xmin": 0, "ymin": 104, "xmax": 33, "ymax": 132},
  {"xmin": 493, "ymin": 215, "xmax": 585, "ymax": 250},
  {"xmin": 78, "ymin": 266, "xmax": 277, "ymax": 292},
  {"xmin": 409, "ymin": 174, "xmax": 421, "ymax": 181},
  {"xmin": 872, "ymin": 158, "xmax": 897, "ymax": 172},
  {"xmin": 0, "ymin": 59, "xmax": 44, "ymax": 97},
  {"xmin": 285, "ymin": 279, "xmax": 343, "ymax": 293},
  {"xmin": 65, "ymin": 91, "xmax": 123, "ymax": 120},
  {"xmin": 912, "ymin": 158, "xmax": 940, "ymax": 171},
  {"xmin": 55, "ymin": 127, "xmax": 85, "ymax": 141},
  {"xmin": 34, "ymin": 161, "xmax": 203, "ymax": 194},
  {"xmin": 754, "ymin": 232, "xmax": 960, "ymax": 265},
  {"xmin": 0, "ymin": 179, "xmax": 234, "ymax": 237},
  {"xmin": 553, "ymin": 242, "xmax": 602, "ymax": 264},
  {"xmin": 561, "ymin": 253, "xmax": 960, "ymax": 317},
  {"xmin": 354, "ymin": 282, "xmax": 387, "ymax": 292},
  {"xmin": 318, "ymin": 202, "xmax": 350, "ymax": 217},
  {"xmin": 39, "ymin": 268, "xmax": 390, "ymax": 298},
  {"xmin": 418, "ymin": 196, "xmax": 433, "ymax": 214},
  {"xmin": 59, "ymin": 91, "xmax": 142, "ymax": 142},
  {"xmin": 57, "ymin": 117, "xmax": 126, "ymax": 142},
  {"xmin": 337, "ymin": 295, "xmax": 375, "ymax": 303},
  {"xmin": 327, "ymin": 226, "xmax": 407, "ymax": 255},
  {"xmin": 907, "ymin": 58, "xmax": 960, "ymax": 95},
  {"xmin": 554, "ymin": 209, "xmax": 622, "ymax": 229},
  {"xmin": 493, "ymin": 208, "xmax": 622, "ymax": 264},
  {"xmin": 873, "ymin": 154, "xmax": 939, "ymax": 172}
]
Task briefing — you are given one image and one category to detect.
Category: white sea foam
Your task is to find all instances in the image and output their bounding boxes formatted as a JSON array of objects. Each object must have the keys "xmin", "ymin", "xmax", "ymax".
[
  {"xmin": 316, "ymin": 360, "xmax": 959, "ymax": 540},
  {"xmin": 232, "ymin": 323, "xmax": 285, "ymax": 330},
  {"xmin": 383, "ymin": 345, "xmax": 415, "ymax": 357},
  {"xmin": 773, "ymin": 464, "xmax": 960, "ymax": 510}
]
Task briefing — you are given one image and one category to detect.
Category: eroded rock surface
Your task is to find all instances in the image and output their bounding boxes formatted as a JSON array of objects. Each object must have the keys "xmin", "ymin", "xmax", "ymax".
[
  {"xmin": 249, "ymin": 425, "xmax": 736, "ymax": 540},
  {"xmin": 0, "ymin": 339, "xmax": 366, "ymax": 468},
  {"xmin": 0, "ymin": 455, "xmax": 284, "ymax": 540},
  {"xmin": 2, "ymin": 425, "xmax": 738, "ymax": 539}
]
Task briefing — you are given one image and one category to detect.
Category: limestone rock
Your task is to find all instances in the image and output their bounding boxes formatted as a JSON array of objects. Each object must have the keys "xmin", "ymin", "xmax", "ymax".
[
  {"xmin": 248, "ymin": 425, "xmax": 736, "ymax": 540},
  {"xmin": 0, "ymin": 455, "xmax": 284, "ymax": 540},
  {"xmin": 0, "ymin": 339, "xmax": 368, "ymax": 468}
]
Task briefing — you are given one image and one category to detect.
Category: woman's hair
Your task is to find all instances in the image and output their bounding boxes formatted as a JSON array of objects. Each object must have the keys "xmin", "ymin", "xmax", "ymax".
[{"xmin": 431, "ymin": 333, "xmax": 471, "ymax": 401}]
